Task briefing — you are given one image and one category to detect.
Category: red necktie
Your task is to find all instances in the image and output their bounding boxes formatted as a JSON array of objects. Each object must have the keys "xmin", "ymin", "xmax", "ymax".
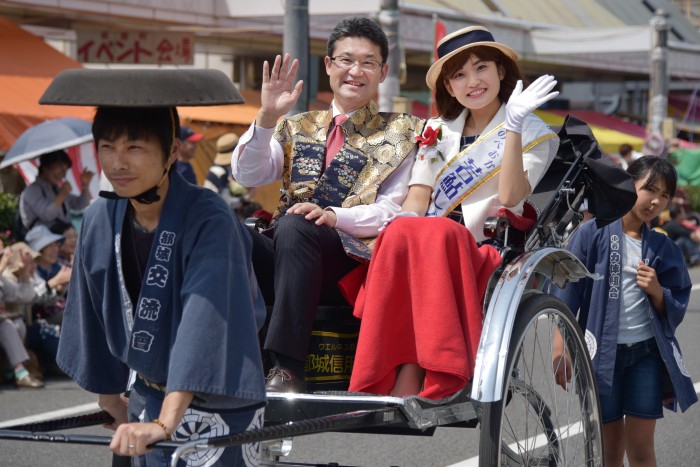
[{"xmin": 325, "ymin": 114, "xmax": 348, "ymax": 168}]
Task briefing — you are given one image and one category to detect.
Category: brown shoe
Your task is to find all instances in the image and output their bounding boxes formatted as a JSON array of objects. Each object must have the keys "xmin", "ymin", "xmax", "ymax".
[
  {"xmin": 265, "ymin": 367, "xmax": 306, "ymax": 393},
  {"xmin": 16, "ymin": 374, "xmax": 44, "ymax": 389}
]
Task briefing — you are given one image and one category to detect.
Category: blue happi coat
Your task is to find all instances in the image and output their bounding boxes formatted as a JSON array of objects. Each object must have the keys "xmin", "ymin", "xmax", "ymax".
[
  {"xmin": 57, "ymin": 172, "xmax": 267, "ymax": 410},
  {"xmin": 555, "ymin": 219, "xmax": 697, "ymax": 412}
]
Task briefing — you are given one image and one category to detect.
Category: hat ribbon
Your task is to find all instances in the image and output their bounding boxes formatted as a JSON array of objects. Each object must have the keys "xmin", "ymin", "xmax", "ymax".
[{"xmin": 437, "ymin": 29, "xmax": 496, "ymax": 59}]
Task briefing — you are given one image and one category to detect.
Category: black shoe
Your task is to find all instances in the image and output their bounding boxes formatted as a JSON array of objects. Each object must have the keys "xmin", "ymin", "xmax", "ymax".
[{"xmin": 265, "ymin": 366, "xmax": 307, "ymax": 393}]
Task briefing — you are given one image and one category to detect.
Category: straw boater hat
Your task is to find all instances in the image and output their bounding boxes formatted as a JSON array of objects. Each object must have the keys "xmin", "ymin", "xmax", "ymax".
[
  {"xmin": 426, "ymin": 26, "xmax": 518, "ymax": 90},
  {"xmin": 214, "ymin": 132, "xmax": 240, "ymax": 166}
]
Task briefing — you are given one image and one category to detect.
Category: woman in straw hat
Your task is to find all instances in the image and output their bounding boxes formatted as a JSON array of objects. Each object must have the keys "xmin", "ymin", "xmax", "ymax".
[
  {"xmin": 348, "ymin": 26, "xmax": 560, "ymax": 399},
  {"xmin": 204, "ymin": 132, "xmax": 239, "ymax": 194},
  {"xmin": 0, "ymin": 240, "xmax": 44, "ymax": 388}
]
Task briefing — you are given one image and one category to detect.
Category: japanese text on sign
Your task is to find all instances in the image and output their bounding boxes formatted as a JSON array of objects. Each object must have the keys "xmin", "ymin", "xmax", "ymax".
[{"xmin": 77, "ymin": 31, "xmax": 194, "ymax": 65}]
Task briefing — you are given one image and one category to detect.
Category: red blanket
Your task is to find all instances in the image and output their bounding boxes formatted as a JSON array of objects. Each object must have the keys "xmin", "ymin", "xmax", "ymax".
[{"xmin": 347, "ymin": 217, "xmax": 502, "ymax": 400}]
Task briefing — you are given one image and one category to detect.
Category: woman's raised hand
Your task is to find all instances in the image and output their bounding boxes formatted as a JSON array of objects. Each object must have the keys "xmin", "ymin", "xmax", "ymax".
[
  {"xmin": 79, "ymin": 168, "xmax": 95, "ymax": 187},
  {"xmin": 258, "ymin": 53, "xmax": 304, "ymax": 128},
  {"xmin": 504, "ymin": 74, "xmax": 559, "ymax": 133}
]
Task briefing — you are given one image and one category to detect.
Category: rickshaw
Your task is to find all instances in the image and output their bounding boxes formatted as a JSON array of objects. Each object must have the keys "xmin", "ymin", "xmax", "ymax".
[
  {"xmin": 0, "ymin": 115, "xmax": 634, "ymax": 467},
  {"xmin": 251, "ymin": 115, "xmax": 614, "ymax": 467}
]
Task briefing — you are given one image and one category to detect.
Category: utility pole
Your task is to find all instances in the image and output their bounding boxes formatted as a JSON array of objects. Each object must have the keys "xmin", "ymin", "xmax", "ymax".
[
  {"xmin": 284, "ymin": 0, "xmax": 309, "ymax": 115},
  {"xmin": 647, "ymin": 9, "xmax": 670, "ymax": 156},
  {"xmin": 377, "ymin": 0, "xmax": 401, "ymax": 112}
]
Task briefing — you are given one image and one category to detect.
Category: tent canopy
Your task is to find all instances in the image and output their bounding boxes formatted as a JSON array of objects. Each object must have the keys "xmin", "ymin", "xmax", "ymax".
[
  {"xmin": 177, "ymin": 89, "xmax": 262, "ymax": 126},
  {"xmin": 177, "ymin": 89, "xmax": 332, "ymax": 125},
  {"xmin": 0, "ymin": 16, "xmax": 93, "ymax": 152},
  {"xmin": 534, "ymin": 110, "xmax": 645, "ymax": 154}
]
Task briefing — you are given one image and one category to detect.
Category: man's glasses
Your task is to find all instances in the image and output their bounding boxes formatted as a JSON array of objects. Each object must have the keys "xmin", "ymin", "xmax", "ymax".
[{"xmin": 330, "ymin": 57, "xmax": 384, "ymax": 72}]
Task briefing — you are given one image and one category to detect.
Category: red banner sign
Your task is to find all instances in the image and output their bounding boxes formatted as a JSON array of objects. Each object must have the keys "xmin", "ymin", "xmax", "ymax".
[{"xmin": 77, "ymin": 31, "xmax": 194, "ymax": 65}]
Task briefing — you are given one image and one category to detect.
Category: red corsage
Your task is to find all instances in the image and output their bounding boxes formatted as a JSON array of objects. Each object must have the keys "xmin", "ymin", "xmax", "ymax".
[
  {"xmin": 416, "ymin": 125, "xmax": 442, "ymax": 147},
  {"xmin": 416, "ymin": 125, "xmax": 445, "ymax": 163}
]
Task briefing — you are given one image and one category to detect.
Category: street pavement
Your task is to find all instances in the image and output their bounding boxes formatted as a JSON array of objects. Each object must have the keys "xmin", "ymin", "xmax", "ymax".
[{"xmin": 1, "ymin": 268, "xmax": 699, "ymax": 467}]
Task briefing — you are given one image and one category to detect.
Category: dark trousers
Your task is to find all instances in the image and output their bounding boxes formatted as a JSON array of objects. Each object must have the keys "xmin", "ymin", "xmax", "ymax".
[{"xmin": 248, "ymin": 214, "xmax": 359, "ymax": 362}]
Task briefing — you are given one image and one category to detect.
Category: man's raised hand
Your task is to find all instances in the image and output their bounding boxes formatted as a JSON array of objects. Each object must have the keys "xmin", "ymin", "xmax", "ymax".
[{"xmin": 257, "ymin": 54, "xmax": 304, "ymax": 128}]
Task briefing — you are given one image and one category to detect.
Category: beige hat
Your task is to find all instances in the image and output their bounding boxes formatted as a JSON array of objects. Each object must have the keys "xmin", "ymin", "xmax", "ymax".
[
  {"xmin": 214, "ymin": 132, "xmax": 239, "ymax": 166},
  {"xmin": 5, "ymin": 242, "xmax": 40, "ymax": 274},
  {"xmin": 426, "ymin": 26, "xmax": 518, "ymax": 90}
]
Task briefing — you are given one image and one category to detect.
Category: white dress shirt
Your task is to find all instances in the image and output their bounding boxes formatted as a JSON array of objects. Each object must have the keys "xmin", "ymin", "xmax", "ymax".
[{"xmin": 231, "ymin": 104, "xmax": 416, "ymax": 238}]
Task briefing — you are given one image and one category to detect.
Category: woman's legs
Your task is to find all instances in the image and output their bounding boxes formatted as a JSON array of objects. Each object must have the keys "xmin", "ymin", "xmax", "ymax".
[
  {"xmin": 625, "ymin": 416, "xmax": 657, "ymax": 466},
  {"xmin": 349, "ymin": 217, "xmax": 501, "ymax": 400},
  {"xmin": 0, "ymin": 318, "xmax": 43, "ymax": 388},
  {"xmin": 603, "ymin": 417, "xmax": 657, "ymax": 467},
  {"xmin": 621, "ymin": 338, "xmax": 663, "ymax": 466},
  {"xmin": 600, "ymin": 338, "xmax": 662, "ymax": 467},
  {"xmin": 0, "ymin": 318, "xmax": 29, "ymax": 368},
  {"xmin": 602, "ymin": 419, "xmax": 625, "ymax": 466},
  {"xmin": 389, "ymin": 363, "xmax": 425, "ymax": 397}
]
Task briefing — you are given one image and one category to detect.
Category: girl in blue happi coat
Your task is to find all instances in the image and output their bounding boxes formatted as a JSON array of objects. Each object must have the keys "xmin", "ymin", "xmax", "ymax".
[{"xmin": 554, "ymin": 156, "xmax": 696, "ymax": 467}]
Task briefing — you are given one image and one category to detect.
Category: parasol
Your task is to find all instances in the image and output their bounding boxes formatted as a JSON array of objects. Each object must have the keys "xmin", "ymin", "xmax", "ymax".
[{"xmin": 0, "ymin": 117, "xmax": 93, "ymax": 169}]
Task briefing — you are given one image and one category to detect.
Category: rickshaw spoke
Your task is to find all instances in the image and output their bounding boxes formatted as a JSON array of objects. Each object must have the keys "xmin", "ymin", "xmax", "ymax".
[{"xmin": 479, "ymin": 293, "xmax": 603, "ymax": 466}]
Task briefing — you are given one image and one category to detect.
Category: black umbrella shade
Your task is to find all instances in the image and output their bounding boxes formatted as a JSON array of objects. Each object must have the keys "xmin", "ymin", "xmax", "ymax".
[
  {"xmin": 39, "ymin": 68, "xmax": 245, "ymax": 107},
  {"xmin": 555, "ymin": 115, "xmax": 638, "ymax": 227}
]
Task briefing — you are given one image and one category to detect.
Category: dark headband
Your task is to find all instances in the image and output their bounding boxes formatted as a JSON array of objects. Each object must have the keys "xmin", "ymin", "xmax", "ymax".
[{"xmin": 437, "ymin": 29, "xmax": 495, "ymax": 59}]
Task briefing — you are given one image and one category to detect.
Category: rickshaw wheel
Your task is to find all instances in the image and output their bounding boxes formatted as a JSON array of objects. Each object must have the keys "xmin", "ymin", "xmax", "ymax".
[{"xmin": 479, "ymin": 293, "xmax": 603, "ymax": 466}]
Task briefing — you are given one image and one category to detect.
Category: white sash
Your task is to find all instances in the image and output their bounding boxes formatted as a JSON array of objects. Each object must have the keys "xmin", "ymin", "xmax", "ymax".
[
  {"xmin": 427, "ymin": 121, "xmax": 555, "ymax": 218},
  {"xmin": 427, "ymin": 123, "xmax": 508, "ymax": 217}
]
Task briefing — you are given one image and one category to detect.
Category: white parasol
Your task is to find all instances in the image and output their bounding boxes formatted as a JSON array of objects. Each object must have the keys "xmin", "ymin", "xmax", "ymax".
[{"xmin": 0, "ymin": 117, "xmax": 93, "ymax": 169}]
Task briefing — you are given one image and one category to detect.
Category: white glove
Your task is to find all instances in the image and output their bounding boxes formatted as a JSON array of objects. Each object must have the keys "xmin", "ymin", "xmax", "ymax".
[
  {"xmin": 378, "ymin": 211, "xmax": 420, "ymax": 232},
  {"xmin": 504, "ymin": 74, "xmax": 559, "ymax": 133}
]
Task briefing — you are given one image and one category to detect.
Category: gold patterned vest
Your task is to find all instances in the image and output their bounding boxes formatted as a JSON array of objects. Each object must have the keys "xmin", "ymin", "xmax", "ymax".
[{"xmin": 273, "ymin": 100, "xmax": 424, "ymax": 221}]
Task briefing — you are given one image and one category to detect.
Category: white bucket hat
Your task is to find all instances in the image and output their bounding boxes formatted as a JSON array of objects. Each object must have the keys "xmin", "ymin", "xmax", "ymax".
[{"xmin": 25, "ymin": 225, "xmax": 64, "ymax": 253}]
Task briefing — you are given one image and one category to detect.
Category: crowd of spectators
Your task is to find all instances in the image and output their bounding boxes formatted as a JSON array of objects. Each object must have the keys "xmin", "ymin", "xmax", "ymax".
[
  {"xmin": 1, "ymin": 150, "xmax": 83, "ymax": 389},
  {"xmin": 0, "ymin": 222, "xmax": 72, "ymax": 388}
]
